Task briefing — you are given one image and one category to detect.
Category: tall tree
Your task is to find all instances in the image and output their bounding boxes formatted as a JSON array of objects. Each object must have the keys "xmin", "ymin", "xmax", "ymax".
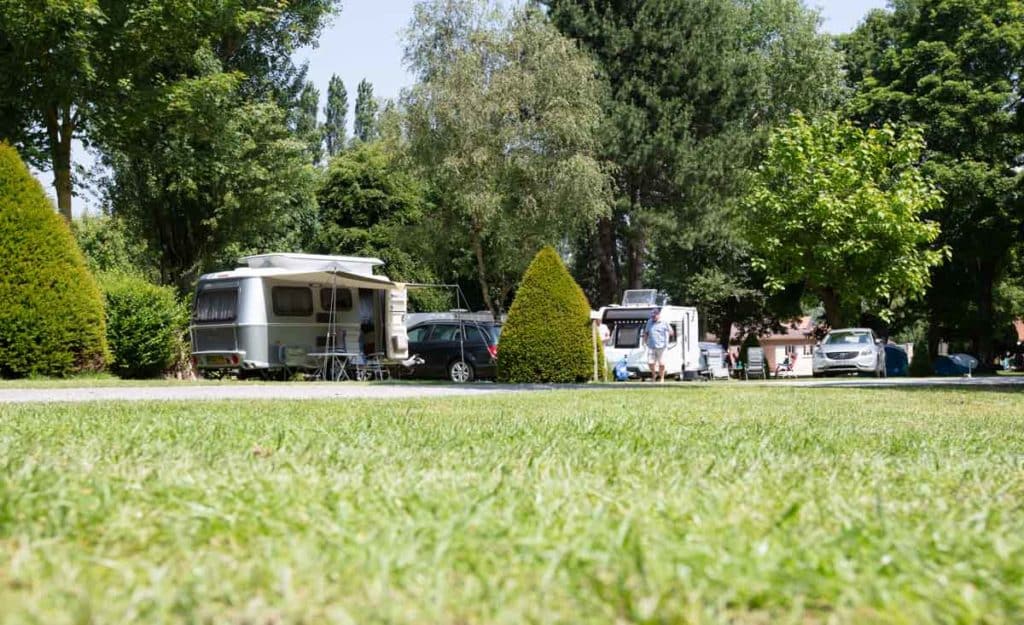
[
  {"xmin": 324, "ymin": 74, "xmax": 349, "ymax": 157},
  {"xmin": 353, "ymin": 79, "xmax": 379, "ymax": 143},
  {"xmin": 542, "ymin": 0, "xmax": 842, "ymax": 314},
  {"xmin": 745, "ymin": 114, "xmax": 945, "ymax": 329},
  {"xmin": 840, "ymin": 0, "xmax": 1024, "ymax": 361},
  {"xmin": 0, "ymin": 0, "xmax": 337, "ymax": 221},
  {"xmin": 105, "ymin": 70, "xmax": 319, "ymax": 290},
  {"xmin": 403, "ymin": 0, "xmax": 609, "ymax": 314},
  {"xmin": 294, "ymin": 79, "xmax": 323, "ymax": 164}
]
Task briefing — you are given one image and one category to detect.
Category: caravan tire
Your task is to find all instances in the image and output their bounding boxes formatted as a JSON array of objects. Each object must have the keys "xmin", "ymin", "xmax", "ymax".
[{"xmin": 449, "ymin": 360, "xmax": 475, "ymax": 384}]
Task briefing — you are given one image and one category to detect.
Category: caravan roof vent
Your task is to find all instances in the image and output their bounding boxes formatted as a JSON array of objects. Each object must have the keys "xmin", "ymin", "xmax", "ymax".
[{"xmin": 622, "ymin": 289, "xmax": 670, "ymax": 307}]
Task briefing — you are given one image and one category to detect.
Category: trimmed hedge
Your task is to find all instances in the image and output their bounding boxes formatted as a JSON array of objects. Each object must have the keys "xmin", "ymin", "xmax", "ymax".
[
  {"xmin": 0, "ymin": 144, "xmax": 108, "ymax": 377},
  {"xmin": 100, "ymin": 273, "xmax": 187, "ymax": 378},
  {"xmin": 497, "ymin": 246, "xmax": 594, "ymax": 383}
]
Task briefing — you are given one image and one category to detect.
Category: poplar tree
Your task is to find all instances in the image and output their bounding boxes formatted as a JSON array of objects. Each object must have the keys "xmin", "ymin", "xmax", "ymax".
[
  {"xmin": 324, "ymin": 74, "xmax": 348, "ymax": 157},
  {"xmin": 353, "ymin": 79, "xmax": 378, "ymax": 143}
]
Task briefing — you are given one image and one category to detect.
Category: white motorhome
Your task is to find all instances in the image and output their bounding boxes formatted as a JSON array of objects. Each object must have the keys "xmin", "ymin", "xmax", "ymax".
[
  {"xmin": 190, "ymin": 253, "xmax": 408, "ymax": 378},
  {"xmin": 599, "ymin": 289, "xmax": 700, "ymax": 380}
]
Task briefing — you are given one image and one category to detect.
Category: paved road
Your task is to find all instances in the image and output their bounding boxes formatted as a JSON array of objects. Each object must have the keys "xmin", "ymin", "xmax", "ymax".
[{"xmin": 0, "ymin": 375, "xmax": 1021, "ymax": 404}]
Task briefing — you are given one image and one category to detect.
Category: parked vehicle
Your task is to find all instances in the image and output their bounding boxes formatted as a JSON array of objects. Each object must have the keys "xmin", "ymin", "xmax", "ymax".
[
  {"xmin": 190, "ymin": 253, "xmax": 409, "ymax": 379},
  {"xmin": 812, "ymin": 328, "xmax": 886, "ymax": 377},
  {"xmin": 404, "ymin": 320, "xmax": 501, "ymax": 382},
  {"xmin": 598, "ymin": 289, "xmax": 700, "ymax": 380}
]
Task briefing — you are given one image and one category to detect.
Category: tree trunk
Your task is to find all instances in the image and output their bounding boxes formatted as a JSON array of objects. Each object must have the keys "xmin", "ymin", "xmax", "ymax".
[
  {"xmin": 595, "ymin": 216, "xmax": 619, "ymax": 306},
  {"xmin": 819, "ymin": 286, "xmax": 843, "ymax": 329},
  {"xmin": 469, "ymin": 223, "xmax": 496, "ymax": 317},
  {"xmin": 626, "ymin": 231, "xmax": 645, "ymax": 289},
  {"xmin": 975, "ymin": 261, "xmax": 996, "ymax": 370},
  {"xmin": 44, "ymin": 103, "xmax": 75, "ymax": 222}
]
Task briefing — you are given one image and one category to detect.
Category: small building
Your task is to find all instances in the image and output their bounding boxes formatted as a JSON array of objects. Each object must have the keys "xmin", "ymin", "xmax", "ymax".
[{"xmin": 754, "ymin": 316, "xmax": 817, "ymax": 376}]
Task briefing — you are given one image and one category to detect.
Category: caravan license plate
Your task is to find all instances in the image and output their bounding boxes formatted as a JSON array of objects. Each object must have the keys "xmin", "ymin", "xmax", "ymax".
[{"xmin": 206, "ymin": 355, "xmax": 228, "ymax": 366}]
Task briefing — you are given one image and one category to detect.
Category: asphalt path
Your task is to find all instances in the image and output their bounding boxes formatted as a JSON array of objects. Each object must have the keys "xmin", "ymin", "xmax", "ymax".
[{"xmin": 0, "ymin": 375, "xmax": 1022, "ymax": 403}]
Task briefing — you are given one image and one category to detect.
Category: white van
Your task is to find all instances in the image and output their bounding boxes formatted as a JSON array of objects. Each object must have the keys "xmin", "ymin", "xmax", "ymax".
[
  {"xmin": 190, "ymin": 253, "xmax": 408, "ymax": 378},
  {"xmin": 599, "ymin": 290, "xmax": 700, "ymax": 380}
]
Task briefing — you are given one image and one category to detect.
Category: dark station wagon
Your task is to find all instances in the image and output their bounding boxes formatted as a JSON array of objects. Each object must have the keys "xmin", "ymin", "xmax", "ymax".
[{"xmin": 404, "ymin": 320, "xmax": 501, "ymax": 382}]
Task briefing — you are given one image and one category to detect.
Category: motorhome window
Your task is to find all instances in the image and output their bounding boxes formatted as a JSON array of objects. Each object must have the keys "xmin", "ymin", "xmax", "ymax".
[
  {"xmin": 194, "ymin": 288, "xmax": 238, "ymax": 323},
  {"xmin": 272, "ymin": 286, "xmax": 313, "ymax": 317},
  {"xmin": 319, "ymin": 287, "xmax": 353, "ymax": 311},
  {"xmin": 614, "ymin": 326, "xmax": 641, "ymax": 348}
]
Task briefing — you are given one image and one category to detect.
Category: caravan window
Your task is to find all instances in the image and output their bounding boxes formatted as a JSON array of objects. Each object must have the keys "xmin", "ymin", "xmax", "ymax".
[
  {"xmin": 194, "ymin": 288, "xmax": 238, "ymax": 323},
  {"xmin": 272, "ymin": 286, "xmax": 313, "ymax": 317},
  {"xmin": 614, "ymin": 325, "xmax": 642, "ymax": 348},
  {"xmin": 319, "ymin": 287, "xmax": 353, "ymax": 311}
]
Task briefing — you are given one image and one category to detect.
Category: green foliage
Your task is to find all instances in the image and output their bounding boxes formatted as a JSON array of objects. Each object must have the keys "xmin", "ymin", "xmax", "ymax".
[
  {"xmin": 99, "ymin": 273, "xmax": 187, "ymax": 379},
  {"xmin": 840, "ymin": 0, "xmax": 1024, "ymax": 360},
  {"xmin": 745, "ymin": 113, "xmax": 946, "ymax": 328},
  {"xmin": 404, "ymin": 1, "xmax": 610, "ymax": 313},
  {"xmin": 0, "ymin": 0, "xmax": 338, "ymax": 218},
  {"xmin": 353, "ymin": 79, "xmax": 378, "ymax": 143},
  {"xmin": 314, "ymin": 142, "xmax": 448, "ymax": 311},
  {"xmin": 293, "ymin": 80, "xmax": 323, "ymax": 165},
  {"xmin": 543, "ymin": 0, "xmax": 844, "ymax": 306},
  {"xmin": 0, "ymin": 144, "xmax": 107, "ymax": 377},
  {"xmin": 497, "ymin": 247, "xmax": 594, "ymax": 383},
  {"xmin": 324, "ymin": 74, "xmax": 348, "ymax": 157},
  {"xmin": 104, "ymin": 68, "xmax": 320, "ymax": 291},
  {"xmin": 72, "ymin": 214, "xmax": 155, "ymax": 279},
  {"xmin": 909, "ymin": 340, "xmax": 932, "ymax": 377}
]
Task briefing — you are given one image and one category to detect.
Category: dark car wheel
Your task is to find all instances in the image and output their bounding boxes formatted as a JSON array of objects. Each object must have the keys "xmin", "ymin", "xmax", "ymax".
[{"xmin": 449, "ymin": 360, "xmax": 474, "ymax": 383}]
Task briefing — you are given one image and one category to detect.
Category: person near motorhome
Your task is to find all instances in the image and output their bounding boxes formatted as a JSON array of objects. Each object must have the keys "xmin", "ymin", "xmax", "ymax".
[{"xmin": 644, "ymin": 308, "xmax": 675, "ymax": 382}]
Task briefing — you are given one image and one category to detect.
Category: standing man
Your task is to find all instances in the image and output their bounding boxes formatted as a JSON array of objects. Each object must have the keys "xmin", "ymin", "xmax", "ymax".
[{"xmin": 645, "ymin": 308, "xmax": 675, "ymax": 382}]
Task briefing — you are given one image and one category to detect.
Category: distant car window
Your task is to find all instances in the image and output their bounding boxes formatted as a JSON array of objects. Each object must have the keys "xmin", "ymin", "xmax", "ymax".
[
  {"xmin": 430, "ymin": 325, "xmax": 459, "ymax": 342},
  {"xmin": 465, "ymin": 326, "xmax": 489, "ymax": 344},
  {"xmin": 825, "ymin": 331, "xmax": 871, "ymax": 345},
  {"xmin": 407, "ymin": 325, "xmax": 431, "ymax": 343}
]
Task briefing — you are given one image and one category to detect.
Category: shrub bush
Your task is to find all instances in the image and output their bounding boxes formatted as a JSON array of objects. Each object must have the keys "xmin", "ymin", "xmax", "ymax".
[
  {"xmin": 909, "ymin": 340, "xmax": 932, "ymax": 377},
  {"xmin": 0, "ymin": 144, "xmax": 108, "ymax": 377},
  {"xmin": 497, "ymin": 246, "xmax": 595, "ymax": 383},
  {"xmin": 100, "ymin": 273, "xmax": 187, "ymax": 379}
]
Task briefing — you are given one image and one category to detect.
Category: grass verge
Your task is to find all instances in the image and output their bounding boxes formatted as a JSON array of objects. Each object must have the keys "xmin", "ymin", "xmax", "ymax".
[{"xmin": 1, "ymin": 386, "xmax": 1022, "ymax": 624}]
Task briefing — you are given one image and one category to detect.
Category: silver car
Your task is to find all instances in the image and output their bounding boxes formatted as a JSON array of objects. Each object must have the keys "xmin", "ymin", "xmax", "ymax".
[{"xmin": 812, "ymin": 328, "xmax": 886, "ymax": 377}]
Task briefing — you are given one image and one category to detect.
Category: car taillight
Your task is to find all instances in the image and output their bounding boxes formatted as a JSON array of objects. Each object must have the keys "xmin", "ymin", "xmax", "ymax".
[{"xmin": 487, "ymin": 345, "xmax": 498, "ymax": 360}]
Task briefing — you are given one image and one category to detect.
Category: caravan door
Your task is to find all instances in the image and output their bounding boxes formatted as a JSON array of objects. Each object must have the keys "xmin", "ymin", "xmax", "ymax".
[{"xmin": 386, "ymin": 287, "xmax": 409, "ymax": 360}]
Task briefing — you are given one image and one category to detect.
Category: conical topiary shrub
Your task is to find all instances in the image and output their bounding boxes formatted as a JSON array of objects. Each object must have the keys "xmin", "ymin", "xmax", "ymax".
[
  {"xmin": 497, "ymin": 246, "xmax": 594, "ymax": 383},
  {"xmin": 0, "ymin": 143, "xmax": 108, "ymax": 377}
]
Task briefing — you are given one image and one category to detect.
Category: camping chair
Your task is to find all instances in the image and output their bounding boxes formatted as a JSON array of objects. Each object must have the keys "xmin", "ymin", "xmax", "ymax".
[
  {"xmin": 746, "ymin": 347, "xmax": 766, "ymax": 380},
  {"xmin": 775, "ymin": 353, "xmax": 799, "ymax": 378}
]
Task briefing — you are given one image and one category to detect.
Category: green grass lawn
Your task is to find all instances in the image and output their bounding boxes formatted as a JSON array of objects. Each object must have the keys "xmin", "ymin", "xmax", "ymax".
[{"xmin": 1, "ymin": 387, "xmax": 1023, "ymax": 624}]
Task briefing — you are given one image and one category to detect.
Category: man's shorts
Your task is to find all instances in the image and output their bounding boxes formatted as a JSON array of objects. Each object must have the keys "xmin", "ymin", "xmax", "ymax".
[{"xmin": 649, "ymin": 347, "xmax": 667, "ymax": 365}]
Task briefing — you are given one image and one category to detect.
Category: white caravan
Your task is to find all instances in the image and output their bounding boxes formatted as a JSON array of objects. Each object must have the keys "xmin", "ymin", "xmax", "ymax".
[
  {"xmin": 190, "ymin": 253, "xmax": 408, "ymax": 378},
  {"xmin": 599, "ymin": 289, "xmax": 700, "ymax": 380}
]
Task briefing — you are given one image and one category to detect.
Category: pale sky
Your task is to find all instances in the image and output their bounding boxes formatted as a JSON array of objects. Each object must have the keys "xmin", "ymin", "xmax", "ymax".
[{"xmin": 58, "ymin": 0, "xmax": 890, "ymax": 215}]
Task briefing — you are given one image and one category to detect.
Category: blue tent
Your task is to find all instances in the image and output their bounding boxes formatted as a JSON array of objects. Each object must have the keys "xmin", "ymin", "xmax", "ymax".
[
  {"xmin": 884, "ymin": 344, "xmax": 908, "ymax": 377},
  {"xmin": 933, "ymin": 353, "xmax": 979, "ymax": 376}
]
